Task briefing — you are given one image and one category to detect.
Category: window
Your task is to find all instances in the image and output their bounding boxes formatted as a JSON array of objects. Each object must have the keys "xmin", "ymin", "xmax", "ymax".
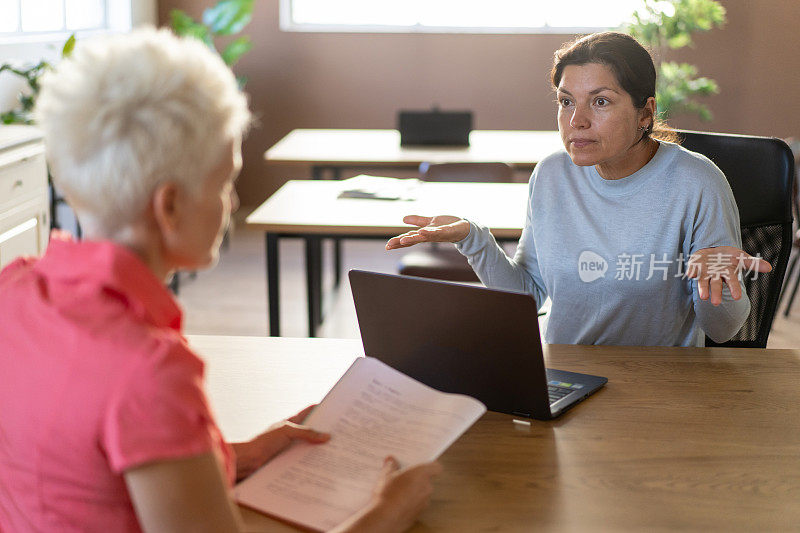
[
  {"xmin": 0, "ymin": 0, "xmax": 131, "ymax": 40},
  {"xmin": 281, "ymin": 0, "xmax": 645, "ymax": 34}
]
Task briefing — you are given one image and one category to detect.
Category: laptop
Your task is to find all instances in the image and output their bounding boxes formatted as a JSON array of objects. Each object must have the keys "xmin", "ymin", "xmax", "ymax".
[
  {"xmin": 349, "ymin": 270, "xmax": 607, "ymax": 420},
  {"xmin": 398, "ymin": 109, "xmax": 472, "ymax": 146}
]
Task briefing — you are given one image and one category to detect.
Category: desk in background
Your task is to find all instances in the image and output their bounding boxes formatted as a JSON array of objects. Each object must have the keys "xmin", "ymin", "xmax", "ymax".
[
  {"xmin": 190, "ymin": 335, "xmax": 800, "ymax": 532},
  {"xmin": 264, "ymin": 129, "xmax": 564, "ymax": 179},
  {"xmin": 246, "ymin": 180, "xmax": 527, "ymax": 337}
]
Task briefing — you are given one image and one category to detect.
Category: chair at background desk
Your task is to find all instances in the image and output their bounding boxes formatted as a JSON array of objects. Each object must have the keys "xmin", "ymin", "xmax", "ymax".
[
  {"xmin": 776, "ymin": 139, "xmax": 800, "ymax": 317},
  {"xmin": 398, "ymin": 162, "xmax": 515, "ymax": 283},
  {"xmin": 678, "ymin": 130, "xmax": 795, "ymax": 348}
]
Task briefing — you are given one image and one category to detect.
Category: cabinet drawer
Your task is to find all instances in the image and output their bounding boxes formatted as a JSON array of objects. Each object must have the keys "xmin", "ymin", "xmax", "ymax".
[
  {"xmin": 0, "ymin": 216, "xmax": 41, "ymax": 269},
  {"xmin": 0, "ymin": 146, "xmax": 47, "ymax": 210}
]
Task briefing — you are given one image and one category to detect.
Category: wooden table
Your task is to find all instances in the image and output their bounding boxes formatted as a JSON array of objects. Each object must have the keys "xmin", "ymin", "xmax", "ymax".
[
  {"xmin": 189, "ymin": 335, "xmax": 800, "ymax": 532},
  {"xmin": 264, "ymin": 129, "xmax": 564, "ymax": 179},
  {"xmin": 246, "ymin": 180, "xmax": 528, "ymax": 337}
]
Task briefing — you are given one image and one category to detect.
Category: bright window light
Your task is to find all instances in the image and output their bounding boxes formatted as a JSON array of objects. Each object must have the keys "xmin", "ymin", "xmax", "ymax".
[
  {"xmin": 21, "ymin": 0, "xmax": 64, "ymax": 32},
  {"xmin": 283, "ymin": 0, "xmax": 644, "ymax": 33},
  {"xmin": 66, "ymin": 0, "xmax": 106, "ymax": 31},
  {"xmin": 0, "ymin": 0, "xmax": 124, "ymax": 37},
  {"xmin": 0, "ymin": 0, "xmax": 20, "ymax": 32}
]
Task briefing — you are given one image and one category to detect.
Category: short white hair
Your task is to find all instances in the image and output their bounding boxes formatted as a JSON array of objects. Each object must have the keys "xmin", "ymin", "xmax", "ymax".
[{"xmin": 35, "ymin": 27, "xmax": 251, "ymax": 233}]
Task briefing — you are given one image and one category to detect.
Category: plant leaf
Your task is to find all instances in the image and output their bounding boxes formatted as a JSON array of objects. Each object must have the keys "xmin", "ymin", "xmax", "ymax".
[
  {"xmin": 62, "ymin": 34, "xmax": 76, "ymax": 57},
  {"xmin": 170, "ymin": 9, "xmax": 212, "ymax": 45},
  {"xmin": 221, "ymin": 36, "xmax": 252, "ymax": 66},
  {"xmin": 203, "ymin": 0, "xmax": 254, "ymax": 36}
]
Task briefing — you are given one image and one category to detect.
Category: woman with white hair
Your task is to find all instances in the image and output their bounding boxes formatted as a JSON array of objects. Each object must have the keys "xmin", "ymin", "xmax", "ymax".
[{"xmin": 0, "ymin": 29, "xmax": 440, "ymax": 532}]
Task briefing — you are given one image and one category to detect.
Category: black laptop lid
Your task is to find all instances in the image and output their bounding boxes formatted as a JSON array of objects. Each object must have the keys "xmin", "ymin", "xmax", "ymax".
[
  {"xmin": 349, "ymin": 270, "xmax": 552, "ymax": 418},
  {"xmin": 398, "ymin": 110, "xmax": 472, "ymax": 146}
]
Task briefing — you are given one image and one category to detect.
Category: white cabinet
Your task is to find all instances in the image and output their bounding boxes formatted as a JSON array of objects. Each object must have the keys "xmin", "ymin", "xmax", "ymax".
[{"xmin": 0, "ymin": 126, "xmax": 49, "ymax": 269}]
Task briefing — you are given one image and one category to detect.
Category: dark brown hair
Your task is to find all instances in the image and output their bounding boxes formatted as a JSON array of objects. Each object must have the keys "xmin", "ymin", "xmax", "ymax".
[{"xmin": 551, "ymin": 31, "xmax": 677, "ymax": 143}]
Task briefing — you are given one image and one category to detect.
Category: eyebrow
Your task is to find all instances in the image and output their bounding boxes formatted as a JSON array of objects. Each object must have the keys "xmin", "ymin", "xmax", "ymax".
[{"xmin": 557, "ymin": 86, "xmax": 621, "ymax": 96}]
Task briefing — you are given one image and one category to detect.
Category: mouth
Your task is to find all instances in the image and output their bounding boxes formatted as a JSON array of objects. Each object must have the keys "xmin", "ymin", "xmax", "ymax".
[{"xmin": 570, "ymin": 138, "xmax": 596, "ymax": 148}]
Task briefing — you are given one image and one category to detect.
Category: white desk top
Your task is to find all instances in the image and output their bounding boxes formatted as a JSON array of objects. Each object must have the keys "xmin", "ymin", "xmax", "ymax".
[
  {"xmin": 246, "ymin": 179, "xmax": 527, "ymax": 239},
  {"xmin": 264, "ymin": 129, "xmax": 564, "ymax": 167}
]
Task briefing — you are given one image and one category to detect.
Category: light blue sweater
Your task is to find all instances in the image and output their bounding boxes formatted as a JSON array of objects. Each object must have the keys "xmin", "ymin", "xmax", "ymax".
[{"xmin": 456, "ymin": 141, "xmax": 750, "ymax": 347}]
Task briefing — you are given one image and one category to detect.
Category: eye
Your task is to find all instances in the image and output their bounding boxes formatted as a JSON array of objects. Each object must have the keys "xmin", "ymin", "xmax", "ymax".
[
  {"xmin": 595, "ymin": 97, "xmax": 609, "ymax": 107},
  {"xmin": 558, "ymin": 97, "xmax": 572, "ymax": 107}
]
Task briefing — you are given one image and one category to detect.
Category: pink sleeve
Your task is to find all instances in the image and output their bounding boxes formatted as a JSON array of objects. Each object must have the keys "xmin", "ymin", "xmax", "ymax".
[{"xmin": 102, "ymin": 336, "xmax": 217, "ymax": 473}]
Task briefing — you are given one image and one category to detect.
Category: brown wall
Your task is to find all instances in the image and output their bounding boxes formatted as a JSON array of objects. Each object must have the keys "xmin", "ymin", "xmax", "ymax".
[{"xmin": 158, "ymin": 0, "xmax": 800, "ymax": 206}]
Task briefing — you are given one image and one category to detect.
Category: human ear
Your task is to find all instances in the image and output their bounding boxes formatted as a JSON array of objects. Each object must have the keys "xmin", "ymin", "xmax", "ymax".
[
  {"xmin": 640, "ymin": 96, "xmax": 657, "ymax": 129},
  {"xmin": 151, "ymin": 182, "xmax": 181, "ymax": 242}
]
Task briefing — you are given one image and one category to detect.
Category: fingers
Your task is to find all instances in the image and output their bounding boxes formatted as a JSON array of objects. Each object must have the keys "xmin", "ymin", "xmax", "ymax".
[
  {"xmin": 385, "ymin": 231, "xmax": 428, "ymax": 250},
  {"xmin": 402, "ymin": 215, "xmax": 433, "ymax": 227},
  {"xmin": 372, "ymin": 456, "xmax": 400, "ymax": 494},
  {"xmin": 287, "ymin": 404, "xmax": 317, "ymax": 424},
  {"xmin": 404, "ymin": 461, "xmax": 443, "ymax": 478},
  {"xmin": 708, "ymin": 276, "xmax": 724, "ymax": 306},
  {"xmin": 690, "ymin": 246, "xmax": 770, "ymax": 305},
  {"xmin": 696, "ymin": 274, "xmax": 709, "ymax": 300},
  {"xmin": 738, "ymin": 254, "xmax": 773, "ymax": 273},
  {"xmin": 278, "ymin": 421, "xmax": 330, "ymax": 443},
  {"xmin": 725, "ymin": 272, "xmax": 742, "ymax": 301}
]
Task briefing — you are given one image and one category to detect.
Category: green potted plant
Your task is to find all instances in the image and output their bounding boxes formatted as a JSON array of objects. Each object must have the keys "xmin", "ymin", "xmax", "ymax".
[
  {"xmin": 625, "ymin": 0, "xmax": 726, "ymax": 121},
  {"xmin": 170, "ymin": 0, "xmax": 254, "ymax": 88},
  {"xmin": 0, "ymin": 35, "xmax": 75, "ymax": 124}
]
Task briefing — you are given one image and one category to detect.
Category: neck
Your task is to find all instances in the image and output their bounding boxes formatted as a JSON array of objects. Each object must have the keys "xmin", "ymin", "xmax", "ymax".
[
  {"xmin": 596, "ymin": 137, "xmax": 659, "ymax": 180},
  {"xmin": 82, "ymin": 221, "xmax": 173, "ymax": 283}
]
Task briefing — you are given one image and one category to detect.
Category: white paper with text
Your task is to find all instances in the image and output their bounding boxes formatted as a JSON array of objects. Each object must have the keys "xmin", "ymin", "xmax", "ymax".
[{"xmin": 234, "ymin": 356, "xmax": 485, "ymax": 531}]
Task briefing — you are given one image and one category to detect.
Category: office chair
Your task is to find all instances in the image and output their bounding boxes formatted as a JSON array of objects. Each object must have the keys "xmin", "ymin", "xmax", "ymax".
[
  {"xmin": 678, "ymin": 130, "xmax": 795, "ymax": 348},
  {"xmin": 780, "ymin": 230, "xmax": 800, "ymax": 317},
  {"xmin": 777, "ymin": 149, "xmax": 800, "ymax": 317},
  {"xmin": 398, "ymin": 162, "xmax": 515, "ymax": 282}
]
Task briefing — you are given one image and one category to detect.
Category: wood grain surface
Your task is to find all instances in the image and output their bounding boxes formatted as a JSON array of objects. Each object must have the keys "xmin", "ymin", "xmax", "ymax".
[{"xmin": 189, "ymin": 336, "xmax": 800, "ymax": 532}]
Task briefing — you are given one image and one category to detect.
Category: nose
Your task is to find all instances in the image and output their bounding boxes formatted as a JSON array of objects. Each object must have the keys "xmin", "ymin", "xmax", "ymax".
[{"xmin": 569, "ymin": 105, "xmax": 590, "ymax": 130}]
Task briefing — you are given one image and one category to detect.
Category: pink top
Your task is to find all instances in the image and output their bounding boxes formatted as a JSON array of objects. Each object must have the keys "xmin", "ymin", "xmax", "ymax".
[{"xmin": 0, "ymin": 232, "xmax": 235, "ymax": 532}]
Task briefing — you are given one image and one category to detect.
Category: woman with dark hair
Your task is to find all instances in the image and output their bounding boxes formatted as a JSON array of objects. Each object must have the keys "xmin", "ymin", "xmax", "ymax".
[{"xmin": 387, "ymin": 31, "xmax": 770, "ymax": 347}]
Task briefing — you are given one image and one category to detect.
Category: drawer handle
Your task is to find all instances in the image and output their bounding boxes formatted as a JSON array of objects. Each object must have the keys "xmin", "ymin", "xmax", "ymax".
[{"xmin": 13, "ymin": 180, "xmax": 23, "ymax": 189}]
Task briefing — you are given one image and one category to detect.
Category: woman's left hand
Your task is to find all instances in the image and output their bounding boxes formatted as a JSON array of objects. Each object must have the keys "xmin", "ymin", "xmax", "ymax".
[
  {"xmin": 688, "ymin": 246, "xmax": 772, "ymax": 306},
  {"xmin": 233, "ymin": 404, "xmax": 329, "ymax": 481}
]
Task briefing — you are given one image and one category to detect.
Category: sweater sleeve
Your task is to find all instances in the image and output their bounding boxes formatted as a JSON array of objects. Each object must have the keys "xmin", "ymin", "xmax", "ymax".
[
  {"xmin": 455, "ymin": 174, "xmax": 549, "ymax": 311},
  {"xmin": 686, "ymin": 161, "xmax": 751, "ymax": 343}
]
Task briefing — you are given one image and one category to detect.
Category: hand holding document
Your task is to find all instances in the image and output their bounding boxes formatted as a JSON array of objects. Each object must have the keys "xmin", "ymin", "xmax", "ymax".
[
  {"xmin": 235, "ymin": 357, "xmax": 486, "ymax": 532},
  {"xmin": 337, "ymin": 175, "xmax": 422, "ymax": 200}
]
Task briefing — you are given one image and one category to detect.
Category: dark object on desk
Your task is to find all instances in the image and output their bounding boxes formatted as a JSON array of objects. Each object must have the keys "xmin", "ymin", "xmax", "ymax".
[
  {"xmin": 349, "ymin": 270, "xmax": 607, "ymax": 420},
  {"xmin": 677, "ymin": 130, "xmax": 795, "ymax": 348},
  {"xmin": 399, "ymin": 162, "xmax": 514, "ymax": 283},
  {"xmin": 398, "ymin": 109, "xmax": 472, "ymax": 146}
]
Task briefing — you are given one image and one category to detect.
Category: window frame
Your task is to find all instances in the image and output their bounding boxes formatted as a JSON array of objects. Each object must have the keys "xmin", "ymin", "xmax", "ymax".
[
  {"xmin": 0, "ymin": 0, "xmax": 154, "ymax": 62},
  {"xmin": 279, "ymin": 0, "xmax": 633, "ymax": 35}
]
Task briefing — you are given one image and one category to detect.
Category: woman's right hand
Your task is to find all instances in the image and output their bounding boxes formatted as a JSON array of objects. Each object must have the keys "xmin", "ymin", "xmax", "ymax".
[
  {"xmin": 334, "ymin": 456, "xmax": 443, "ymax": 533},
  {"xmin": 385, "ymin": 215, "xmax": 471, "ymax": 250}
]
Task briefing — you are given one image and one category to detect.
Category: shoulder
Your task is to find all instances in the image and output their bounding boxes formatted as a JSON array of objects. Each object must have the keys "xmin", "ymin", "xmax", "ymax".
[
  {"xmin": 529, "ymin": 148, "xmax": 573, "ymax": 189},
  {"xmin": 116, "ymin": 326, "xmax": 204, "ymax": 391},
  {"xmin": 660, "ymin": 141, "xmax": 730, "ymax": 194},
  {"xmin": 0, "ymin": 256, "xmax": 37, "ymax": 286},
  {"xmin": 535, "ymin": 149, "xmax": 573, "ymax": 175}
]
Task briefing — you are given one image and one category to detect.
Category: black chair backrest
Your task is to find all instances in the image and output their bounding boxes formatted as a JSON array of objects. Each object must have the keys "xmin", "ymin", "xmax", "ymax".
[
  {"xmin": 677, "ymin": 130, "xmax": 795, "ymax": 348},
  {"xmin": 420, "ymin": 162, "xmax": 515, "ymax": 183}
]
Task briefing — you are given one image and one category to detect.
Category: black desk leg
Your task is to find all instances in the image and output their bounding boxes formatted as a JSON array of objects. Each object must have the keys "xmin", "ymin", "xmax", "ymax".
[
  {"xmin": 266, "ymin": 233, "xmax": 280, "ymax": 336},
  {"xmin": 306, "ymin": 235, "xmax": 323, "ymax": 337},
  {"xmin": 334, "ymin": 240, "xmax": 342, "ymax": 287},
  {"xmin": 329, "ymin": 167, "xmax": 343, "ymax": 288}
]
